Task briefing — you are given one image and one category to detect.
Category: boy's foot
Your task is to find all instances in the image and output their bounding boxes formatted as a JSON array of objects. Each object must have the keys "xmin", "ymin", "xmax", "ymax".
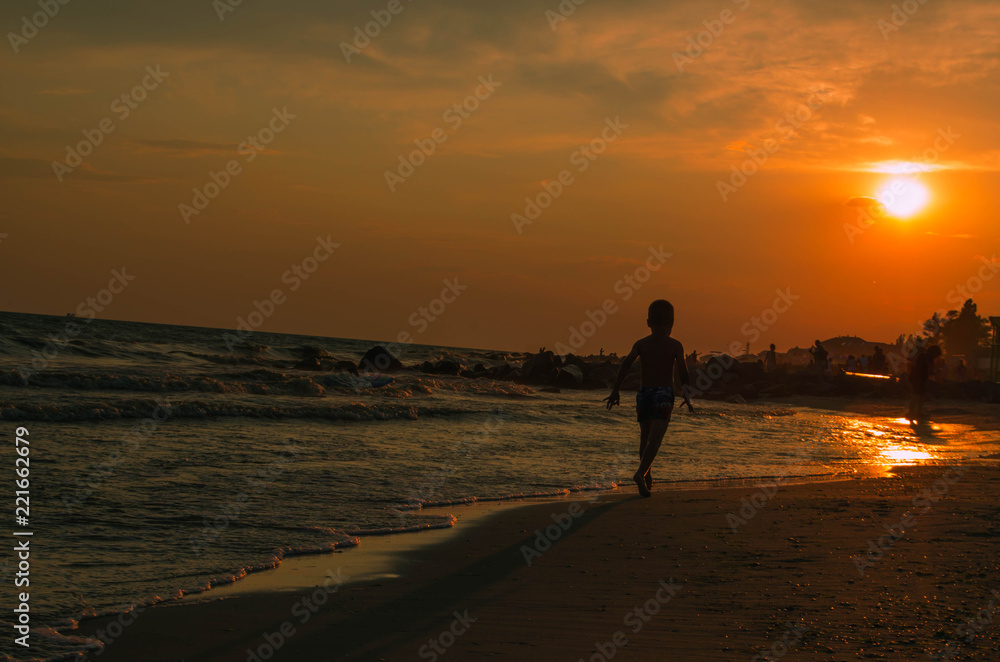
[
  {"xmin": 633, "ymin": 471, "xmax": 651, "ymax": 498},
  {"xmin": 645, "ymin": 469, "xmax": 653, "ymax": 491}
]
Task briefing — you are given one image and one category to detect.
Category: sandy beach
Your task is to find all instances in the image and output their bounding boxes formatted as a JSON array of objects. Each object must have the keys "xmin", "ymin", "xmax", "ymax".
[{"xmin": 76, "ymin": 458, "xmax": 1000, "ymax": 661}]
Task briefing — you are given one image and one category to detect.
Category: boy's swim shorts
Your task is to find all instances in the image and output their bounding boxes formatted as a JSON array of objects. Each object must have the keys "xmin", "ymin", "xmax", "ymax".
[{"xmin": 636, "ymin": 386, "xmax": 674, "ymax": 422}]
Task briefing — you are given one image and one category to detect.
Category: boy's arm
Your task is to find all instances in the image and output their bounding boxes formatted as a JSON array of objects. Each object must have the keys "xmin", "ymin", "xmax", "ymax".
[
  {"xmin": 604, "ymin": 343, "xmax": 640, "ymax": 409},
  {"xmin": 676, "ymin": 341, "xmax": 695, "ymax": 412}
]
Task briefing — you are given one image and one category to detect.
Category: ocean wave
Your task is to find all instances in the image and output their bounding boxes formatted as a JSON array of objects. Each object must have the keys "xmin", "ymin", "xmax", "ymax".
[
  {"xmin": 0, "ymin": 369, "xmax": 337, "ymax": 396},
  {"xmin": 0, "ymin": 399, "xmax": 484, "ymax": 422},
  {"xmin": 24, "ymin": 537, "xmax": 362, "ymax": 662}
]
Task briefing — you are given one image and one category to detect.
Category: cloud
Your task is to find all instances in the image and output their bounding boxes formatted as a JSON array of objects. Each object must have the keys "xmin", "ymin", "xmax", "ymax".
[
  {"xmin": 132, "ymin": 139, "xmax": 239, "ymax": 156},
  {"xmin": 926, "ymin": 232, "xmax": 976, "ymax": 239},
  {"xmin": 0, "ymin": 157, "xmax": 148, "ymax": 182},
  {"xmin": 38, "ymin": 88, "xmax": 92, "ymax": 96}
]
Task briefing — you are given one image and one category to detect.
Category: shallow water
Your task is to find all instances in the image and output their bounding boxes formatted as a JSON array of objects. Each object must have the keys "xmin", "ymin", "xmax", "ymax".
[{"xmin": 1, "ymin": 311, "xmax": 996, "ymax": 661}]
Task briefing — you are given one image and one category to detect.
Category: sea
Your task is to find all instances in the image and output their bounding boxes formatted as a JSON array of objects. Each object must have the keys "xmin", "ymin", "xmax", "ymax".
[{"xmin": 1, "ymin": 310, "xmax": 998, "ymax": 661}]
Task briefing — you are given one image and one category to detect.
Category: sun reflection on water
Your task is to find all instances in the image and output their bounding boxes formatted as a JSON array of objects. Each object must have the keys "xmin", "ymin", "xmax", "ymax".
[{"xmin": 839, "ymin": 417, "xmax": 946, "ymax": 466}]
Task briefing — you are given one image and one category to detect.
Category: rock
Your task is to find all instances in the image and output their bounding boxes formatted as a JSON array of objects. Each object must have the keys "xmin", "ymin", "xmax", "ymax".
[
  {"xmin": 554, "ymin": 365, "xmax": 584, "ymax": 388},
  {"xmin": 490, "ymin": 364, "xmax": 518, "ymax": 380},
  {"xmin": 521, "ymin": 351, "xmax": 556, "ymax": 384},
  {"xmin": 586, "ymin": 362, "xmax": 619, "ymax": 387},
  {"xmin": 419, "ymin": 360, "xmax": 465, "ymax": 375},
  {"xmin": 432, "ymin": 360, "xmax": 464, "ymax": 375},
  {"xmin": 332, "ymin": 360, "xmax": 359, "ymax": 375},
  {"xmin": 359, "ymin": 346, "xmax": 403, "ymax": 373},
  {"xmin": 735, "ymin": 362, "xmax": 765, "ymax": 382},
  {"xmin": 296, "ymin": 346, "xmax": 332, "ymax": 359}
]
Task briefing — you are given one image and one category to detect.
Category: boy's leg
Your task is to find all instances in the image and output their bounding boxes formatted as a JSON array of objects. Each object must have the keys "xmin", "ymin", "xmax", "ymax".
[
  {"xmin": 634, "ymin": 416, "xmax": 671, "ymax": 495},
  {"xmin": 639, "ymin": 420, "xmax": 650, "ymax": 459},
  {"xmin": 638, "ymin": 421, "xmax": 652, "ymax": 490}
]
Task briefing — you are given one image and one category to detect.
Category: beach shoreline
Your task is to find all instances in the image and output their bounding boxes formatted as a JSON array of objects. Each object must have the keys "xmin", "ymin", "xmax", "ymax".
[{"xmin": 73, "ymin": 460, "xmax": 1000, "ymax": 661}]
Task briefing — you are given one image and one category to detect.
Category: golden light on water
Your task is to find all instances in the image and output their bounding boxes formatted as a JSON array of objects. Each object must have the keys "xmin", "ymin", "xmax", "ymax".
[
  {"xmin": 880, "ymin": 448, "xmax": 935, "ymax": 463},
  {"xmin": 840, "ymin": 417, "xmax": 944, "ymax": 467}
]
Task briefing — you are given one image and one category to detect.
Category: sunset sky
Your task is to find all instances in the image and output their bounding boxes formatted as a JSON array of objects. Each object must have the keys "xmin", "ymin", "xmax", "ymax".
[{"xmin": 1, "ymin": 0, "xmax": 998, "ymax": 355}]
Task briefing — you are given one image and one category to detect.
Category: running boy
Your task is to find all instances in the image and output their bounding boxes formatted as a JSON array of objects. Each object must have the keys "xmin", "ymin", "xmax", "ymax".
[{"xmin": 604, "ymin": 300, "xmax": 694, "ymax": 497}]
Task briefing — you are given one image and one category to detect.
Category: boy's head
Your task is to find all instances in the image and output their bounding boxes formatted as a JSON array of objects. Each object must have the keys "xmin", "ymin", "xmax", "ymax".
[{"xmin": 647, "ymin": 299, "xmax": 674, "ymax": 331}]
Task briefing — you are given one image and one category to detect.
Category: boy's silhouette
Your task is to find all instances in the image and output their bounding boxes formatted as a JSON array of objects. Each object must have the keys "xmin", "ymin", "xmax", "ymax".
[{"xmin": 604, "ymin": 300, "xmax": 694, "ymax": 497}]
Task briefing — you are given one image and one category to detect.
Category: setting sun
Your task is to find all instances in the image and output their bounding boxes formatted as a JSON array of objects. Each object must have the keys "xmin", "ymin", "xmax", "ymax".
[{"xmin": 876, "ymin": 177, "xmax": 931, "ymax": 218}]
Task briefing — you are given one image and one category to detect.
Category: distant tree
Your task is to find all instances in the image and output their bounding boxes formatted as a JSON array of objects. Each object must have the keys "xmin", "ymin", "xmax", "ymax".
[
  {"xmin": 922, "ymin": 311, "xmax": 946, "ymax": 342},
  {"xmin": 936, "ymin": 299, "xmax": 990, "ymax": 358},
  {"xmin": 920, "ymin": 299, "xmax": 990, "ymax": 358}
]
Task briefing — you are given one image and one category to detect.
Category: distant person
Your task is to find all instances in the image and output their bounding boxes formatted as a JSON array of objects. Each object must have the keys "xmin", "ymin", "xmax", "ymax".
[
  {"xmin": 846, "ymin": 355, "xmax": 858, "ymax": 372},
  {"xmin": 809, "ymin": 341, "xmax": 828, "ymax": 374},
  {"xmin": 956, "ymin": 359, "xmax": 968, "ymax": 382},
  {"xmin": 763, "ymin": 344, "xmax": 778, "ymax": 372},
  {"xmin": 907, "ymin": 345, "xmax": 942, "ymax": 424},
  {"xmin": 859, "ymin": 354, "xmax": 869, "ymax": 372},
  {"xmin": 604, "ymin": 300, "xmax": 694, "ymax": 497},
  {"xmin": 871, "ymin": 346, "xmax": 887, "ymax": 374},
  {"xmin": 686, "ymin": 350, "xmax": 700, "ymax": 373}
]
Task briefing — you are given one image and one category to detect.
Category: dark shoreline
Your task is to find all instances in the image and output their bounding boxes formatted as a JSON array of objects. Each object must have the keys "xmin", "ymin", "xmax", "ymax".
[{"xmin": 70, "ymin": 462, "xmax": 1000, "ymax": 661}]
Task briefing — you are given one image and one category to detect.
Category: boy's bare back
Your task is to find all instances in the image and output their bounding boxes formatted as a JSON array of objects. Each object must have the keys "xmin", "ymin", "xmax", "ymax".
[{"xmin": 631, "ymin": 334, "xmax": 685, "ymax": 388}]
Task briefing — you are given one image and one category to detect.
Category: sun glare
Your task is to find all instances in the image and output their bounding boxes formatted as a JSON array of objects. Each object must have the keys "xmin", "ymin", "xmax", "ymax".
[{"xmin": 876, "ymin": 177, "xmax": 930, "ymax": 218}]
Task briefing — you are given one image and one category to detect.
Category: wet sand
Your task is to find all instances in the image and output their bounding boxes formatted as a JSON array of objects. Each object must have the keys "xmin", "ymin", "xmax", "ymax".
[{"xmin": 75, "ymin": 463, "xmax": 1000, "ymax": 661}]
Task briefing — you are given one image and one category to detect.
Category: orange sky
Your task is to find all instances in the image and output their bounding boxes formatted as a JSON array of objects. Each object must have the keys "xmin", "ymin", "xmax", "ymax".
[{"xmin": 1, "ymin": 0, "xmax": 998, "ymax": 355}]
